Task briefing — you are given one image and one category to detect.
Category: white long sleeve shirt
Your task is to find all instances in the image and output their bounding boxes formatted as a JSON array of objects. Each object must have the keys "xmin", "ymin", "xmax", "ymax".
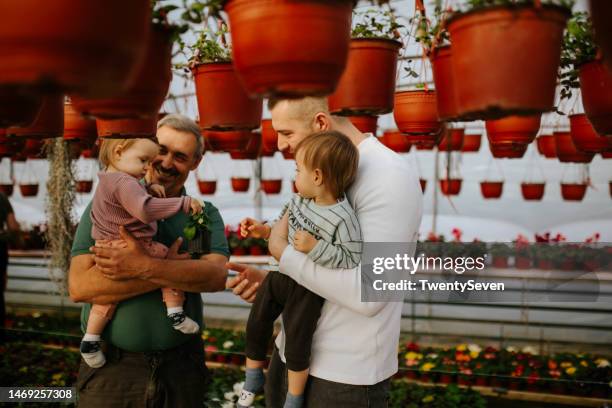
[{"xmin": 276, "ymin": 135, "xmax": 423, "ymax": 385}]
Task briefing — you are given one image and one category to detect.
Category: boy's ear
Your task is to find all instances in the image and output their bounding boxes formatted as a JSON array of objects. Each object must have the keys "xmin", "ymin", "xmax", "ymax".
[{"xmin": 313, "ymin": 168, "xmax": 324, "ymax": 186}]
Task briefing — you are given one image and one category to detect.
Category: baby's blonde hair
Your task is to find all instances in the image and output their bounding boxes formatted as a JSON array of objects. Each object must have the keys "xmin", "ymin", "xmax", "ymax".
[{"xmin": 97, "ymin": 138, "xmax": 140, "ymax": 169}]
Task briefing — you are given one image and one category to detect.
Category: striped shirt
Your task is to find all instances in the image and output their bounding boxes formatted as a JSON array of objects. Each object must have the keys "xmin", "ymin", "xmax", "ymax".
[
  {"xmin": 280, "ymin": 194, "xmax": 362, "ymax": 269},
  {"xmin": 91, "ymin": 172, "xmax": 191, "ymax": 241}
]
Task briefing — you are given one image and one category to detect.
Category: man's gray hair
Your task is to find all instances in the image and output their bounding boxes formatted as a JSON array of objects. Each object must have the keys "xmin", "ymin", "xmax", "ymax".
[{"xmin": 157, "ymin": 113, "xmax": 204, "ymax": 161}]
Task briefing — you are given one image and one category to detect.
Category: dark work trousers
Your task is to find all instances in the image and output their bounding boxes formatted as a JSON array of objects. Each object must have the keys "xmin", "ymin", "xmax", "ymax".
[
  {"xmin": 265, "ymin": 346, "xmax": 391, "ymax": 408},
  {"xmin": 245, "ymin": 271, "xmax": 324, "ymax": 371},
  {"xmin": 76, "ymin": 336, "xmax": 208, "ymax": 408}
]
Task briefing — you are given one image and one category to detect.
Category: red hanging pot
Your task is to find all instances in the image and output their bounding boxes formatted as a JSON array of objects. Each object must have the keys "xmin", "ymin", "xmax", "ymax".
[
  {"xmin": 602, "ymin": 150, "xmax": 612, "ymax": 159},
  {"xmin": 203, "ymin": 130, "xmax": 252, "ymax": 153},
  {"xmin": 0, "ymin": 0, "xmax": 151, "ymax": 98},
  {"xmin": 193, "ymin": 62, "xmax": 263, "ymax": 131},
  {"xmin": 96, "ymin": 117, "xmax": 156, "ymax": 138},
  {"xmin": 231, "ymin": 177, "xmax": 250, "ymax": 192},
  {"xmin": 480, "ymin": 181, "xmax": 503, "ymax": 199},
  {"xmin": 560, "ymin": 183, "xmax": 587, "ymax": 201},
  {"xmin": 579, "ymin": 59, "xmax": 612, "ymax": 134},
  {"xmin": 486, "ymin": 115, "xmax": 541, "ymax": 146},
  {"xmin": 461, "ymin": 134, "xmax": 482, "ymax": 153},
  {"xmin": 224, "ymin": 0, "xmax": 352, "ymax": 97},
  {"xmin": 64, "ymin": 101, "xmax": 97, "ymax": 143},
  {"xmin": 554, "ymin": 131, "xmax": 595, "ymax": 163},
  {"xmin": 420, "ymin": 178, "xmax": 427, "ymax": 193},
  {"xmin": 24, "ymin": 139, "xmax": 46, "ymax": 159},
  {"xmin": 431, "ymin": 45, "xmax": 459, "ymax": 121},
  {"xmin": 0, "ymin": 183, "xmax": 13, "ymax": 196},
  {"xmin": 446, "ymin": 4, "xmax": 569, "ymax": 119},
  {"xmin": 197, "ymin": 180, "xmax": 217, "ymax": 195},
  {"xmin": 394, "ymin": 90, "xmax": 441, "ymax": 136},
  {"xmin": 75, "ymin": 180, "xmax": 93, "ymax": 194},
  {"xmin": 8, "ymin": 94, "xmax": 64, "ymax": 139},
  {"xmin": 230, "ymin": 132, "xmax": 262, "ymax": 160},
  {"xmin": 261, "ymin": 179, "xmax": 282, "ymax": 194},
  {"xmin": 536, "ymin": 134, "xmax": 556, "ymax": 158},
  {"xmin": 71, "ymin": 28, "xmax": 173, "ymax": 119},
  {"xmin": 348, "ymin": 115, "xmax": 378, "ymax": 135},
  {"xmin": 489, "ymin": 143, "xmax": 528, "ymax": 159},
  {"xmin": 0, "ymin": 87, "xmax": 43, "ymax": 128},
  {"xmin": 282, "ymin": 150, "xmax": 294, "ymax": 160},
  {"xmin": 438, "ymin": 128, "xmax": 464, "ymax": 151},
  {"xmin": 439, "ymin": 178, "xmax": 462, "ymax": 196},
  {"xmin": 521, "ymin": 182, "xmax": 545, "ymax": 201},
  {"xmin": 590, "ymin": 1, "xmax": 612, "ymax": 68},
  {"xmin": 261, "ymin": 119, "xmax": 278, "ymax": 153},
  {"xmin": 329, "ymin": 39, "xmax": 402, "ymax": 115},
  {"xmin": 380, "ymin": 130, "xmax": 412, "ymax": 153},
  {"xmin": 19, "ymin": 183, "xmax": 39, "ymax": 197},
  {"xmin": 569, "ymin": 113, "xmax": 609, "ymax": 153}
]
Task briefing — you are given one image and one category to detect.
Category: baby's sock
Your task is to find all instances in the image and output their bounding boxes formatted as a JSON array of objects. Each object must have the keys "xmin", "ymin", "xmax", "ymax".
[
  {"xmin": 238, "ymin": 368, "xmax": 265, "ymax": 407},
  {"xmin": 167, "ymin": 307, "xmax": 200, "ymax": 334},
  {"xmin": 283, "ymin": 392, "xmax": 304, "ymax": 408},
  {"xmin": 80, "ymin": 333, "xmax": 106, "ymax": 368}
]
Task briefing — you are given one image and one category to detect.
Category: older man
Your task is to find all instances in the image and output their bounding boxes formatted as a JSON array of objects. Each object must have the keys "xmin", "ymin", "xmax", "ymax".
[
  {"xmin": 228, "ymin": 97, "xmax": 423, "ymax": 407},
  {"xmin": 68, "ymin": 114, "xmax": 229, "ymax": 407}
]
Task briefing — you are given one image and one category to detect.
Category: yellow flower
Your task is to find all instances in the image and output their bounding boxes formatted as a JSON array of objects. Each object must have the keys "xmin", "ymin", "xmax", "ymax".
[
  {"xmin": 580, "ymin": 361, "xmax": 588, "ymax": 367},
  {"xmin": 566, "ymin": 367, "xmax": 576, "ymax": 375},
  {"xmin": 422, "ymin": 395, "xmax": 435, "ymax": 403},
  {"xmin": 421, "ymin": 363, "xmax": 436, "ymax": 372},
  {"xmin": 52, "ymin": 373, "xmax": 63, "ymax": 381},
  {"xmin": 405, "ymin": 352, "xmax": 422, "ymax": 361},
  {"xmin": 457, "ymin": 344, "xmax": 467, "ymax": 352},
  {"xmin": 470, "ymin": 351, "xmax": 480, "ymax": 359},
  {"xmin": 560, "ymin": 362, "xmax": 572, "ymax": 368}
]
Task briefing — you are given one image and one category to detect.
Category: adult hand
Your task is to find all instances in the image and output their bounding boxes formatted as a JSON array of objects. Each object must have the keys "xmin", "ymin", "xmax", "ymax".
[
  {"xmin": 268, "ymin": 213, "xmax": 289, "ymax": 261},
  {"xmin": 225, "ymin": 262, "xmax": 267, "ymax": 303}
]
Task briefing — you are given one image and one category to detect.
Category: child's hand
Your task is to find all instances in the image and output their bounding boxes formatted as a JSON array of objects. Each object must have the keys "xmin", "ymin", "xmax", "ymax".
[
  {"xmin": 293, "ymin": 230, "xmax": 318, "ymax": 254},
  {"xmin": 148, "ymin": 184, "xmax": 166, "ymax": 198},
  {"xmin": 190, "ymin": 198, "xmax": 203, "ymax": 214},
  {"xmin": 240, "ymin": 217, "xmax": 271, "ymax": 239}
]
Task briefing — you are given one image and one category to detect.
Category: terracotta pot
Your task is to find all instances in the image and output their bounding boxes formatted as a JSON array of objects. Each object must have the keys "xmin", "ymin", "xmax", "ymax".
[
  {"xmin": 71, "ymin": 28, "xmax": 173, "ymax": 119},
  {"xmin": 458, "ymin": 377, "xmax": 473, "ymax": 387},
  {"xmin": 282, "ymin": 150, "xmax": 294, "ymax": 160},
  {"xmin": 569, "ymin": 113, "xmax": 609, "ymax": 153},
  {"xmin": 560, "ymin": 183, "xmax": 587, "ymax": 201},
  {"xmin": 485, "ymin": 115, "xmax": 541, "ymax": 146},
  {"xmin": 439, "ymin": 374, "xmax": 454, "ymax": 385},
  {"xmin": 380, "ymin": 130, "xmax": 411, "ymax": 153},
  {"xmin": 203, "ymin": 130, "xmax": 252, "ymax": 153},
  {"xmin": 24, "ymin": 139, "xmax": 46, "ymax": 159},
  {"xmin": 348, "ymin": 115, "xmax": 378, "ymax": 135},
  {"xmin": 480, "ymin": 181, "xmax": 503, "ymax": 199},
  {"xmin": 19, "ymin": 183, "xmax": 39, "ymax": 197},
  {"xmin": 394, "ymin": 90, "xmax": 442, "ymax": 135},
  {"xmin": 250, "ymin": 246, "xmax": 264, "ymax": 256},
  {"xmin": 225, "ymin": 0, "xmax": 352, "ymax": 97},
  {"xmin": 492, "ymin": 256, "xmax": 509, "ymax": 268},
  {"xmin": 591, "ymin": 0, "xmax": 612, "ymax": 68},
  {"xmin": 231, "ymin": 177, "xmax": 250, "ymax": 192},
  {"xmin": 461, "ymin": 134, "xmax": 482, "ymax": 153},
  {"xmin": 75, "ymin": 180, "xmax": 93, "ymax": 194},
  {"xmin": 537, "ymin": 259, "xmax": 554, "ymax": 270},
  {"xmin": 63, "ymin": 101, "xmax": 97, "ymax": 143},
  {"xmin": 193, "ymin": 62, "xmax": 263, "ymax": 131},
  {"xmin": 329, "ymin": 39, "xmax": 401, "ymax": 115},
  {"xmin": 419, "ymin": 179, "xmax": 427, "ymax": 193},
  {"xmin": 229, "ymin": 132, "xmax": 262, "ymax": 160},
  {"xmin": 515, "ymin": 256, "xmax": 531, "ymax": 269},
  {"xmin": 96, "ymin": 117, "xmax": 156, "ymax": 138},
  {"xmin": 0, "ymin": 0, "xmax": 150, "ymax": 97},
  {"xmin": 261, "ymin": 179, "xmax": 282, "ymax": 194},
  {"xmin": 438, "ymin": 128, "xmax": 464, "ymax": 151},
  {"xmin": 536, "ymin": 134, "xmax": 556, "ymax": 158},
  {"xmin": 554, "ymin": 131, "xmax": 595, "ymax": 163},
  {"xmin": 261, "ymin": 119, "xmax": 277, "ymax": 153},
  {"xmin": 521, "ymin": 182, "xmax": 546, "ymax": 200},
  {"xmin": 232, "ymin": 247, "xmax": 247, "ymax": 256},
  {"xmin": 8, "ymin": 94, "xmax": 64, "ymax": 139},
  {"xmin": 602, "ymin": 150, "xmax": 612, "ymax": 159},
  {"xmin": 197, "ymin": 180, "xmax": 217, "ymax": 195},
  {"xmin": 431, "ymin": 45, "xmax": 459, "ymax": 120},
  {"xmin": 439, "ymin": 178, "xmax": 462, "ymax": 196},
  {"xmin": 0, "ymin": 87, "xmax": 43, "ymax": 127},
  {"xmin": 416, "ymin": 143, "xmax": 437, "ymax": 150},
  {"xmin": 579, "ymin": 59, "xmax": 612, "ymax": 134},
  {"xmin": 0, "ymin": 184, "xmax": 14, "ymax": 196},
  {"xmin": 475, "ymin": 377, "xmax": 489, "ymax": 387},
  {"xmin": 447, "ymin": 4, "xmax": 569, "ymax": 119},
  {"xmin": 489, "ymin": 143, "xmax": 528, "ymax": 159}
]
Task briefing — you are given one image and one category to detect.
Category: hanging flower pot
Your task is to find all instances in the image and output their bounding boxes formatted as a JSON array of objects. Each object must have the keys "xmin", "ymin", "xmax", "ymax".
[
  {"xmin": 231, "ymin": 177, "xmax": 250, "ymax": 192},
  {"xmin": 329, "ymin": 39, "xmax": 402, "ymax": 115},
  {"xmin": 480, "ymin": 181, "xmax": 503, "ymax": 199},
  {"xmin": 492, "ymin": 255, "xmax": 509, "ymax": 268},
  {"xmin": 0, "ymin": 87, "xmax": 43, "ymax": 128},
  {"xmin": 569, "ymin": 113, "xmax": 609, "ymax": 153},
  {"xmin": 486, "ymin": 115, "xmax": 541, "ymax": 147},
  {"xmin": 431, "ymin": 45, "xmax": 459, "ymax": 121},
  {"xmin": 536, "ymin": 134, "xmax": 556, "ymax": 158},
  {"xmin": 203, "ymin": 130, "xmax": 252, "ymax": 153},
  {"xmin": 261, "ymin": 119, "xmax": 277, "ymax": 153},
  {"xmin": 75, "ymin": 180, "xmax": 93, "ymax": 194},
  {"xmin": 282, "ymin": 150, "xmax": 294, "ymax": 160},
  {"xmin": 380, "ymin": 130, "xmax": 411, "ymax": 153},
  {"xmin": 446, "ymin": 4, "xmax": 570, "ymax": 119},
  {"xmin": 8, "ymin": 94, "xmax": 64, "ymax": 139},
  {"xmin": 24, "ymin": 139, "xmax": 46, "ymax": 159},
  {"xmin": 420, "ymin": 178, "xmax": 427, "ymax": 193},
  {"xmin": 438, "ymin": 128, "xmax": 464, "ymax": 151},
  {"xmin": 96, "ymin": 117, "xmax": 156, "ymax": 138},
  {"xmin": 579, "ymin": 59, "xmax": 612, "ymax": 134},
  {"xmin": 560, "ymin": 183, "xmax": 587, "ymax": 201},
  {"xmin": 515, "ymin": 256, "xmax": 531, "ymax": 269},
  {"xmin": 554, "ymin": 131, "xmax": 595, "ymax": 163},
  {"xmin": 71, "ymin": 27, "xmax": 173, "ymax": 119},
  {"xmin": 521, "ymin": 182, "xmax": 545, "ymax": 201},
  {"xmin": 0, "ymin": 183, "xmax": 14, "ymax": 196},
  {"xmin": 439, "ymin": 178, "xmax": 462, "ymax": 196},
  {"xmin": 63, "ymin": 101, "xmax": 97, "ymax": 143},
  {"xmin": 602, "ymin": 150, "xmax": 612, "ymax": 159},
  {"xmin": 229, "ymin": 132, "xmax": 262, "ymax": 160},
  {"xmin": 261, "ymin": 179, "xmax": 282, "ymax": 194},
  {"xmin": 193, "ymin": 62, "xmax": 263, "ymax": 131},
  {"xmin": 348, "ymin": 115, "xmax": 378, "ymax": 135},
  {"xmin": 197, "ymin": 180, "xmax": 217, "ymax": 195},
  {"xmin": 224, "ymin": 0, "xmax": 353, "ymax": 97},
  {"xmin": 489, "ymin": 143, "xmax": 528, "ymax": 159},
  {"xmin": 394, "ymin": 90, "xmax": 442, "ymax": 136},
  {"xmin": 461, "ymin": 134, "xmax": 482, "ymax": 153},
  {"xmin": 19, "ymin": 183, "xmax": 39, "ymax": 197},
  {"xmin": 0, "ymin": 0, "xmax": 151, "ymax": 97}
]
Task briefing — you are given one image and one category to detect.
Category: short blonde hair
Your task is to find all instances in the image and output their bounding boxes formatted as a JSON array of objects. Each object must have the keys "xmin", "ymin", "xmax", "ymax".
[
  {"xmin": 98, "ymin": 138, "xmax": 139, "ymax": 168},
  {"xmin": 268, "ymin": 97, "xmax": 330, "ymax": 127}
]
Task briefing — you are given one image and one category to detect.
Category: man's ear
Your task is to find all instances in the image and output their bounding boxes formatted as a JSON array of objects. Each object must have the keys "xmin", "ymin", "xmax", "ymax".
[
  {"xmin": 313, "ymin": 168, "xmax": 324, "ymax": 186},
  {"xmin": 190, "ymin": 154, "xmax": 202, "ymax": 171},
  {"xmin": 313, "ymin": 112, "xmax": 331, "ymax": 132}
]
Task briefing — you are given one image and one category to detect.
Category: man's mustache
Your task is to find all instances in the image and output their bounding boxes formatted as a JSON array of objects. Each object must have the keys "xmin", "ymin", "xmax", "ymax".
[{"xmin": 153, "ymin": 164, "xmax": 179, "ymax": 177}]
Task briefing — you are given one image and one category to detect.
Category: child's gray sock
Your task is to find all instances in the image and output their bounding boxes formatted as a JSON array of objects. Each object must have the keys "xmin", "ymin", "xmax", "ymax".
[
  {"xmin": 244, "ymin": 367, "xmax": 265, "ymax": 392},
  {"xmin": 283, "ymin": 392, "xmax": 304, "ymax": 408}
]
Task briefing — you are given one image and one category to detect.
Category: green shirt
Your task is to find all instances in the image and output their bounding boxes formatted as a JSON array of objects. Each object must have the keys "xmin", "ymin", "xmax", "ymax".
[{"xmin": 71, "ymin": 195, "xmax": 229, "ymax": 352}]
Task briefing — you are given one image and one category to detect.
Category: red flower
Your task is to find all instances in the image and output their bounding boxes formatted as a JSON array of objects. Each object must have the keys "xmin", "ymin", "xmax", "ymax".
[{"xmin": 406, "ymin": 342, "xmax": 420, "ymax": 352}]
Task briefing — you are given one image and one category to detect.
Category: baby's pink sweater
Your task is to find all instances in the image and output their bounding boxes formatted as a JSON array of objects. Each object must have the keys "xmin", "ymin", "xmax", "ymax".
[{"xmin": 91, "ymin": 172, "xmax": 191, "ymax": 241}]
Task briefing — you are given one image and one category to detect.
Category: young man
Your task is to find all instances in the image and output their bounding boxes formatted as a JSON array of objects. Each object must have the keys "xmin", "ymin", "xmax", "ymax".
[
  {"xmin": 68, "ymin": 114, "xmax": 229, "ymax": 407},
  {"xmin": 228, "ymin": 97, "xmax": 423, "ymax": 407}
]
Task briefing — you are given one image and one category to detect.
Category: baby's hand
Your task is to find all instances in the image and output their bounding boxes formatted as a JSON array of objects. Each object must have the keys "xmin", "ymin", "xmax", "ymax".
[
  {"xmin": 293, "ymin": 230, "xmax": 318, "ymax": 254},
  {"xmin": 190, "ymin": 198, "xmax": 203, "ymax": 214},
  {"xmin": 240, "ymin": 217, "xmax": 271, "ymax": 239},
  {"xmin": 148, "ymin": 184, "xmax": 166, "ymax": 198}
]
